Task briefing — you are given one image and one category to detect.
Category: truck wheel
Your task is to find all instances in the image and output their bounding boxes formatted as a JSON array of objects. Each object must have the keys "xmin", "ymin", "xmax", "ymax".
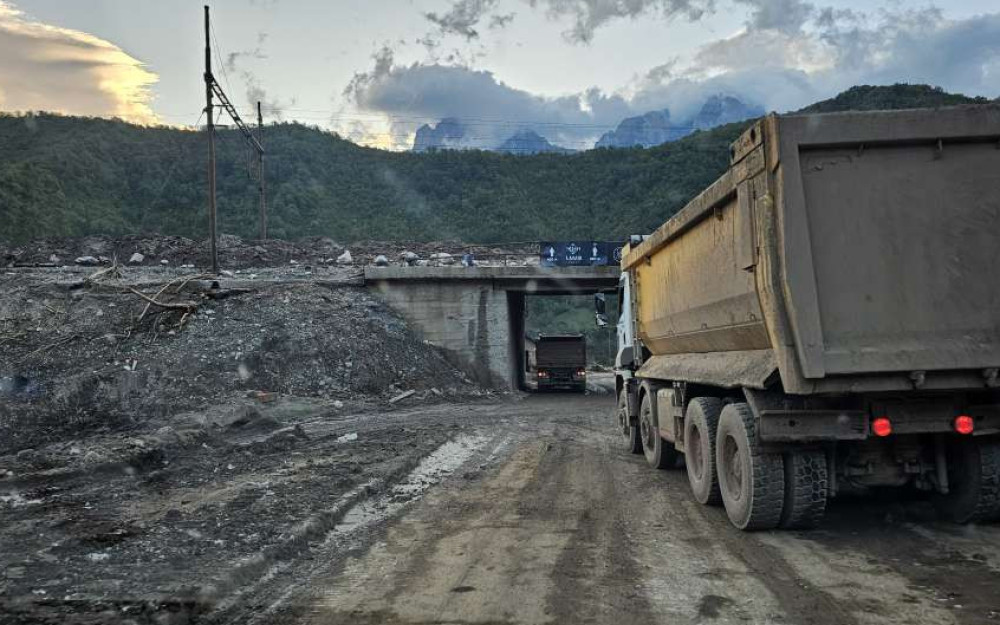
[
  {"xmin": 640, "ymin": 393, "xmax": 679, "ymax": 469},
  {"xmin": 617, "ymin": 388, "xmax": 642, "ymax": 454},
  {"xmin": 684, "ymin": 397, "xmax": 724, "ymax": 505},
  {"xmin": 779, "ymin": 450, "xmax": 828, "ymax": 529},
  {"xmin": 716, "ymin": 402, "xmax": 785, "ymax": 530},
  {"xmin": 935, "ymin": 438, "xmax": 1000, "ymax": 524}
]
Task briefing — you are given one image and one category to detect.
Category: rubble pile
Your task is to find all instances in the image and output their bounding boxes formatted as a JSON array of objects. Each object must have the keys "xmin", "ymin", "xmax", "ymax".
[
  {"xmin": 0, "ymin": 266, "xmax": 481, "ymax": 456},
  {"xmin": 1, "ymin": 235, "xmax": 538, "ymax": 271},
  {"xmin": 0, "ymin": 236, "xmax": 515, "ymax": 622}
]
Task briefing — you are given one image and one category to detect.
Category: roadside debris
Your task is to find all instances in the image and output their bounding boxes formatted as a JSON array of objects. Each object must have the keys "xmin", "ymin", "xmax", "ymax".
[{"xmin": 390, "ymin": 389, "xmax": 417, "ymax": 404}]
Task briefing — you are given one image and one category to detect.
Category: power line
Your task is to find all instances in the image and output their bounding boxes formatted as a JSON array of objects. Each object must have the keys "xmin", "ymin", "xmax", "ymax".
[
  {"xmin": 203, "ymin": 5, "xmax": 267, "ymax": 272},
  {"xmin": 210, "ymin": 20, "xmax": 235, "ymax": 100}
]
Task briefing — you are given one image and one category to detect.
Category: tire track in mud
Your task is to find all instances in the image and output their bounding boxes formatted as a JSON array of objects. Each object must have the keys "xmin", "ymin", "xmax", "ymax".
[
  {"xmin": 543, "ymin": 423, "xmax": 658, "ymax": 625},
  {"xmin": 601, "ymin": 415, "xmax": 859, "ymax": 625},
  {"xmin": 208, "ymin": 430, "xmax": 506, "ymax": 625}
]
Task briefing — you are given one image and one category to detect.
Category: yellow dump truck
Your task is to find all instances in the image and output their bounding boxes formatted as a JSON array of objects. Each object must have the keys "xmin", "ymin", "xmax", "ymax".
[{"xmin": 612, "ymin": 105, "xmax": 1000, "ymax": 530}]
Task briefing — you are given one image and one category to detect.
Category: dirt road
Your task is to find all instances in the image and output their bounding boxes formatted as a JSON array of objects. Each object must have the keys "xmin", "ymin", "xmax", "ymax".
[
  {"xmin": 5, "ymin": 392, "xmax": 1000, "ymax": 624},
  {"xmin": 233, "ymin": 393, "xmax": 1000, "ymax": 625}
]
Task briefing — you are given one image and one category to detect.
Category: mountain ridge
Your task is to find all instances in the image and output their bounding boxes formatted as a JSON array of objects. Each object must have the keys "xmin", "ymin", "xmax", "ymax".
[{"xmin": 1, "ymin": 84, "xmax": 991, "ymax": 245}]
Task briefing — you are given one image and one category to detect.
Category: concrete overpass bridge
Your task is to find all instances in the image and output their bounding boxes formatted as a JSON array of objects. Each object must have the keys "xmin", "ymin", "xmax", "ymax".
[{"xmin": 364, "ymin": 266, "xmax": 620, "ymax": 389}]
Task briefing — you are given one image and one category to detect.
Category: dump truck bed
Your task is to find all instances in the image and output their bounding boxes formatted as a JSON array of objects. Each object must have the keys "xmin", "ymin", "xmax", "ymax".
[{"xmin": 623, "ymin": 105, "xmax": 1000, "ymax": 395}]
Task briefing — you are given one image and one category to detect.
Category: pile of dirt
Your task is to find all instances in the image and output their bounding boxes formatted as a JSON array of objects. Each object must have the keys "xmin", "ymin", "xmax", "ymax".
[
  {"xmin": 0, "ymin": 266, "xmax": 487, "ymax": 457},
  {"xmin": 0, "ymin": 235, "xmax": 538, "ymax": 270},
  {"xmin": 0, "ymin": 237, "xmax": 519, "ymax": 623}
]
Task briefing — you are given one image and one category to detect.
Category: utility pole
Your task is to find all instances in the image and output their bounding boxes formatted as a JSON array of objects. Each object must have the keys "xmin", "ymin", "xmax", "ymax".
[
  {"xmin": 204, "ymin": 5, "xmax": 219, "ymax": 274},
  {"xmin": 258, "ymin": 100, "xmax": 267, "ymax": 240},
  {"xmin": 201, "ymin": 5, "xmax": 265, "ymax": 271}
]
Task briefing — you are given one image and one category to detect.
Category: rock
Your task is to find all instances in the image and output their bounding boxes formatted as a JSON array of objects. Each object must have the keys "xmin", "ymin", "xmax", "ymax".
[
  {"xmin": 336, "ymin": 250, "xmax": 353, "ymax": 265},
  {"xmin": 48, "ymin": 254, "xmax": 60, "ymax": 264},
  {"xmin": 336, "ymin": 432, "xmax": 358, "ymax": 443},
  {"xmin": 389, "ymin": 389, "xmax": 416, "ymax": 404},
  {"xmin": 416, "ymin": 259, "xmax": 430, "ymax": 267},
  {"xmin": 400, "ymin": 251, "xmax": 419, "ymax": 265},
  {"xmin": 15, "ymin": 448, "xmax": 38, "ymax": 463},
  {"xmin": 252, "ymin": 391, "xmax": 277, "ymax": 404},
  {"xmin": 373, "ymin": 255, "xmax": 389, "ymax": 267},
  {"xmin": 74, "ymin": 256, "xmax": 99, "ymax": 266},
  {"xmin": 430, "ymin": 252, "xmax": 454, "ymax": 266},
  {"xmin": 128, "ymin": 252, "xmax": 145, "ymax": 265},
  {"xmin": 160, "ymin": 259, "xmax": 169, "ymax": 266},
  {"xmin": 153, "ymin": 426, "xmax": 181, "ymax": 445},
  {"xmin": 220, "ymin": 269, "xmax": 235, "ymax": 278},
  {"xmin": 333, "ymin": 400, "xmax": 344, "ymax": 409},
  {"xmin": 289, "ymin": 259, "xmax": 299, "ymax": 265},
  {"xmin": 5, "ymin": 566, "xmax": 26, "ymax": 579}
]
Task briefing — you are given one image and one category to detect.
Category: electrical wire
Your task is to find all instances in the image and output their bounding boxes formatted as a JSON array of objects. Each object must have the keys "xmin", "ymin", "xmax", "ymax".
[{"xmin": 210, "ymin": 21, "xmax": 235, "ymax": 102}]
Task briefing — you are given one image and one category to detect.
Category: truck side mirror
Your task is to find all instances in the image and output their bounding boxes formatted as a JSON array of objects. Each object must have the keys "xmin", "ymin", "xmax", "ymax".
[{"xmin": 594, "ymin": 293, "xmax": 608, "ymax": 327}]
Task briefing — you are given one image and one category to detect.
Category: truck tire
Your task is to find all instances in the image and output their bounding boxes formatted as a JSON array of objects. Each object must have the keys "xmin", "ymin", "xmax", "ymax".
[
  {"xmin": 684, "ymin": 397, "xmax": 724, "ymax": 505},
  {"xmin": 716, "ymin": 402, "xmax": 785, "ymax": 530},
  {"xmin": 617, "ymin": 388, "xmax": 642, "ymax": 454},
  {"xmin": 934, "ymin": 437, "xmax": 1000, "ymax": 524},
  {"xmin": 779, "ymin": 450, "xmax": 828, "ymax": 529},
  {"xmin": 640, "ymin": 393, "xmax": 679, "ymax": 469}
]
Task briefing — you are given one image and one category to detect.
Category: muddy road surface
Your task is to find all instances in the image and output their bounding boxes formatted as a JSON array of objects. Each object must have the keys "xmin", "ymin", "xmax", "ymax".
[{"xmin": 4, "ymin": 392, "xmax": 1000, "ymax": 625}]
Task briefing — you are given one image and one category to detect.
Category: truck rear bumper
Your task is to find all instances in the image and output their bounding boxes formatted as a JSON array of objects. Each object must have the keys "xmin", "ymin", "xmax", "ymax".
[
  {"xmin": 758, "ymin": 410, "xmax": 867, "ymax": 442},
  {"xmin": 758, "ymin": 407, "xmax": 1000, "ymax": 443}
]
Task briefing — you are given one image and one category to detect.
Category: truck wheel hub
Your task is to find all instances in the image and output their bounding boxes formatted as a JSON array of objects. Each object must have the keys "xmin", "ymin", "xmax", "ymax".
[
  {"xmin": 723, "ymin": 436, "xmax": 744, "ymax": 502},
  {"xmin": 689, "ymin": 428, "xmax": 704, "ymax": 480}
]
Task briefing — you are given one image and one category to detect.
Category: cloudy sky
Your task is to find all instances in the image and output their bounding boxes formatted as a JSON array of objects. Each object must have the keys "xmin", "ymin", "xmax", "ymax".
[{"xmin": 1, "ymin": 0, "xmax": 999, "ymax": 149}]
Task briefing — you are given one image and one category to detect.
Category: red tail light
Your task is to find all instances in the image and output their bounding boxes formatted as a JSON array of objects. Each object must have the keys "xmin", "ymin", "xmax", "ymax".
[
  {"xmin": 537, "ymin": 370, "xmax": 549, "ymax": 379},
  {"xmin": 574, "ymin": 368, "xmax": 586, "ymax": 377},
  {"xmin": 954, "ymin": 415, "xmax": 974, "ymax": 435},
  {"xmin": 872, "ymin": 416, "xmax": 892, "ymax": 437}
]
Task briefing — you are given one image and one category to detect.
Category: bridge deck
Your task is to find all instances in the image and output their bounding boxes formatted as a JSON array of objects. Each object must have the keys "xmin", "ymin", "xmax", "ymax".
[{"xmin": 364, "ymin": 265, "xmax": 620, "ymax": 293}]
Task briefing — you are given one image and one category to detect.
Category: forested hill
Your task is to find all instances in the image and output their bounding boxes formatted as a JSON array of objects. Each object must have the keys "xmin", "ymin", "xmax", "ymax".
[
  {"xmin": 0, "ymin": 84, "xmax": 991, "ymax": 244},
  {"xmin": 0, "ymin": 114, "xmax": 739, "ymax": 243}
]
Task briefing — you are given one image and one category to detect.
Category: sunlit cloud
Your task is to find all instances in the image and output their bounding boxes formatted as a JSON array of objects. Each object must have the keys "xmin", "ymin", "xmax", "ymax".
[{"xmin": 0, "ymin": 0, "xmax": 159, "ymax": 124}]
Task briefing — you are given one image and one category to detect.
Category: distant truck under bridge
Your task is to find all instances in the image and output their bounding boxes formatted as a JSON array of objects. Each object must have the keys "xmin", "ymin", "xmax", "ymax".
[{"xmin": 364, "ymin": 265, "xmax": 620, "ymax": 389}]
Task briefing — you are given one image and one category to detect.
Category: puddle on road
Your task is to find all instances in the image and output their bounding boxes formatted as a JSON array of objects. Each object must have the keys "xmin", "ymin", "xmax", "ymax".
[{"xmin": 330, "ymin": 433, "xmax": 490, "ymax": 538}]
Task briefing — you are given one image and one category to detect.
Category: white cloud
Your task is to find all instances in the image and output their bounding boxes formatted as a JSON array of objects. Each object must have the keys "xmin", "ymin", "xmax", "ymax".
[
  {"xmin": 678, "ymin": 5, "xmax": 1000, "ymax": 112},
  {"xmin": 343, "ymin": 46, "xmax": 633, "ymax": 149},
  {"xmin": 529, "ymin": 0, "xmax": 715, "ymax": 43},
  {"xmin": 344, "ymin": 2, "xmax": 1000, "ymax": 151},
  {"xmin": 0, "ymin": 0, "xmax": 158, "ymax": 123}
]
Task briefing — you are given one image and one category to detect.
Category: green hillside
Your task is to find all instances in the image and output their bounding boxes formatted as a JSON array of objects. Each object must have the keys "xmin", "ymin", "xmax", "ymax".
[
  {"xmin": 0, "ymin": 114, "xmax": 739, "ymax": 244},
  {"xmin": 0, "ymin": 84, "xmax": 990, "ymax": 244},
  {"xmin": 797, "ymin": 84, "xmax": 989, "ymax": 114}
]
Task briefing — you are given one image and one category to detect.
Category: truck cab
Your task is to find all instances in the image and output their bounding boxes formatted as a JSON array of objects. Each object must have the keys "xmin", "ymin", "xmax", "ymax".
[{"xmin": 533, "ymin": 334, "xmax": 587, "ymax": 393}]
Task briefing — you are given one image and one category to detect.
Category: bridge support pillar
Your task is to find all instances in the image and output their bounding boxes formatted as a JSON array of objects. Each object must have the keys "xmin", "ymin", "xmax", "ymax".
[{"xmin": 371, "ymin": 279, "xmax": 517, "ymax": 388}]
